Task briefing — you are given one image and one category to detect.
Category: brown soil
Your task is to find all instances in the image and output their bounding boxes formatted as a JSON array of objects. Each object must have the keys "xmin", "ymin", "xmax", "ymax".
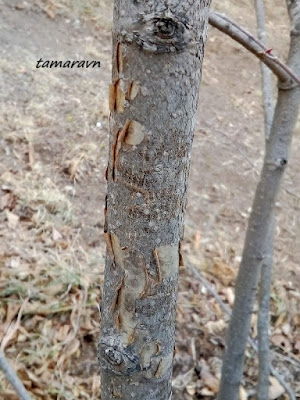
[{"xmin": 0, "ymin": 0, "xmax": 299, "ymax": 399}]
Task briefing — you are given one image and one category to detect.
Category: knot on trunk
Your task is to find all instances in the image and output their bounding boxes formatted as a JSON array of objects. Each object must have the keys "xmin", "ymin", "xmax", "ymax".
[
  {"xmin": 99, "ymin": 336, "xmax": 141, "ymax": 376},
  {"xmin": 153, "ymin": 17, "xmax": 180, "ymax": 39},
  {"xmin": 123, "ymin": 11, "xmax": 195, "ymax": 54}
]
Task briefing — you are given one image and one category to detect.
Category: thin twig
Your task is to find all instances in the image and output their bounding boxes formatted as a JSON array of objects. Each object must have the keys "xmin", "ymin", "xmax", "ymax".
[
  {"xmin": 0, "ymin": 349, "xmax": 32, "ymax": 400},
  {"xmin": 186, "ymin": 263, "xmax": 297, "ymax": 400},
  {"xmin": 209, "ymin": 11, "xmax": 300, "ymax": 87}
]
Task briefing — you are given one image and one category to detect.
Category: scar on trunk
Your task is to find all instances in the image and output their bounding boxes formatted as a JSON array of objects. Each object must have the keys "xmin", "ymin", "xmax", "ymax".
[
  {"xmin": 109, "ymin": 79, "xmax": 125, "ymax": 113},
  {"xmin": 110, "ymin": 276, "xmax": 125, "ymax": 313},
  {"xmin": 154, "ymin": 353, "xmax": 174, "ymax": 378},
  {"xmin": 155, "ymin": 342, "xmax": 162, "ymax": 355},
  {"xmin": 116, "ymin": 178, "xmax": 150, "ymax": 202},
  {"xmin": 114, "ymin": 311, "xmax": 122, "ymax": 331},
  {"xmin": 111, "ymin": 119, "xmax": 145, "ymax": 180},
  {"xmin": 126, "ymin": 80, "xmax": 140, "ymax": 100},
  {"xmin": 153, "ymin": 249, "xmax": 162, "ymax": 283},
  {"xmin": 104, "ymin": 232, "xmax": 114, "ymax": 261},
  {"xmin": 116, "ymin": 42, "xmax": 124, "ymax": 74},
  {"xmin": 153, "ymin": 244, "xmax": 180, "ymax": 281},
  {"xmin": 127, "ymin": 324, "xmax": 138, "ymax": 344},
  {"xmin": 111, "ymin": 120, "xmax": 130, "ymax": 180},
  {"xmin": 110, "ymin": 233, "xmax": 125, "ymax": 270},
  {"xmin": 140, "ymin": 342, "xmax": 158, "ymax": 370},
  {"xmin": 139, "ymin": 265, "xmax": 151, "ymax": 298}
]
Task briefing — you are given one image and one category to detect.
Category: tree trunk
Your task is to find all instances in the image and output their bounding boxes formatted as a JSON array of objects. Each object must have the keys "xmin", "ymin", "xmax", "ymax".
[
  {"xmin": 218, "ymin": 1, "xmax": 300, "ymax": 399},
  {"xmin": 99, "ymin": 1, "xmax": 211, "ymax": 399}
]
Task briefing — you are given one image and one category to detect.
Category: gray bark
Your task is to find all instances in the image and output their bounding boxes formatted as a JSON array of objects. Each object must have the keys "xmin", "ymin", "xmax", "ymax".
[
  {"xmin": 99, "ymin": 1, "xmax": 211, "ymax": 399},
  {"xmin": 254, "ymin": 2, "xmax": 274, "ymax": 398},
  {"xmin": 218, "ymin": 1, "xmax": 300, "ymax": 399},
  {"xmin": 257, "ymin": 219, "xmax": 274, "ymax": 400},
  {"xmin": 254, "ymin": 0, "xmax": 274, "ymax": 138}
]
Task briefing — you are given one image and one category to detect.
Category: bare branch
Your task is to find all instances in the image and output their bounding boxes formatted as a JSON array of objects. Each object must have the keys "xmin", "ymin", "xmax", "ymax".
[
  {"xmin": 0, "ymin": 349, "xmax": 32, "ymax": 400},
  {"xmin": 209, "ymin": 11, "xmax": 300, "ymax": 87},
  {"xmin": 253, "ymin": 2, "xmax": 274, "ymax": 399},
  {"xmin": 187, "ymin": 264, "xmax": 297, "ymax": 400},
  {"xmin": 217, "ymin": 1, "xmax": 300, "ymax": 398},
  {"xmin": 254, "ymin": 0, "xmax": 274, "ymax": 137}
]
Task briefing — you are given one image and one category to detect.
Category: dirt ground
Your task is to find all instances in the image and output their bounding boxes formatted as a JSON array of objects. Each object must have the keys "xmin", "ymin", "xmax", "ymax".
[{"xmin": 0, "ymin": 0, "xmax": 299, "ymax": 399}]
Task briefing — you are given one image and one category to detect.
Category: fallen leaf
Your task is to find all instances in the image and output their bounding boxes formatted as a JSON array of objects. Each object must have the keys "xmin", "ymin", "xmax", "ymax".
[
  {"xmin": 212, "ymin": 261, "xmax": 236, "ymax": 286},
  {"xmin": 271, "ymin": 334, "xmax": 292, "ymax": 352},
  {"xmin": 269, "ymin": 376, "xmax": 285, "ymax": 399},
  {"xmin": 221, "ymin": 287, "xmax": 235, "ymax": 305},
  {"xmin": 199, "ymin": 387, "xmax": 214, "ymax": 396},
  {"xmin": 200, "ymin": 361, "xmax": 219, "ymax": 393},
  {"xmin": 186, "ymin": 383, "xmax": 196, "ymax": 396},
  {"xmin": 206, "ymin": 320, "xmax": 226, "ymax": 335},
  {"xmin": 281, "ymin": 322, "xmax": 291, "ymax": 336},
  {"xmin": 5, "ymin": 210, "xmax": 19, "ymax": 229}
]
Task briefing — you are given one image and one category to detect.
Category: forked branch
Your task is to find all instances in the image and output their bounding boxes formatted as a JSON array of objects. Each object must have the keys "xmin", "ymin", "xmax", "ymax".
[{"xmin": 209, "ymin": 11, "xmax": 300, "ymax": 87}]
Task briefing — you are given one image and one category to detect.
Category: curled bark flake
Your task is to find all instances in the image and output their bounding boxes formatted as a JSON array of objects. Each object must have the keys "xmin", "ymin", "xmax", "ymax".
[
  {"xmin": 106, "ymin": 240, "xmax": 149, "ymax": 345},
  {"xmin": 126, "ymin": 80, "xmax": 140, "ymax": 100},
  {"xmin": 116, "ymin": 80, "xmax": 125, "ymax": 113},
  {"xmin": 114, "ymin": 311, "xmax": 122, "ymax": 331},
  {"xmin": 109, "ymin": 82, "xmax": 117, "ymax": 112},
  {"xmin": 112, "ymin": 128, "xmax": 122, "ymax": 181},
  {"xmin": 111, "ymin": 233, "xmax": 125, "ymax": 270},
  {"xmin": 153, "ymin": 244, "xmax": 180, "ymax": 282},
  {"xmin": 112, "ymin": 120, "xmax": 145, "ymax": 180},
  {"xmin": 109, "ymin": 79, "xmax": 125, "ymax": 113},
  {"xmin": 139, "ymin": 265, "xmax": 151, "ymax": 299},
  {"xmin": 116, "ymin": 42, "xmax": 124, "ymax": 75},
  {"xmin": 127, "ymin": 325, "xmax": 138, "ymax": 345},
  {"xmin": 153, "ymin": 248, "xmax": 162, "ymax": 283},
  {"xmin": 140, "ymin": 342, "xmax": 158, "ymax": 370},
  {"xmin": 154, "ymin": 353, "xmax": 173, "ymax": 378},
  {"xmin": 104, "ymin": 232, "xmax": 115, "ymax": 261},
  {"xmin": 124, "ymin": 121, "xmax": 145, "ymax": 146},
  {"xmin": 110, "ymin": 276, "xmax": 125, "ymax": 313},
  {"xmin": 155, "ymin": 342, "xmax": 162, "ymax": 355}
]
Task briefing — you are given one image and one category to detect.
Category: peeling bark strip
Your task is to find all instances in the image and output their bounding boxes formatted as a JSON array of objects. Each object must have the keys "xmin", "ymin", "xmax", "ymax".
[{"xmin": 100, "ymin": 1, "xmax": 211, "ymax": 399}]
